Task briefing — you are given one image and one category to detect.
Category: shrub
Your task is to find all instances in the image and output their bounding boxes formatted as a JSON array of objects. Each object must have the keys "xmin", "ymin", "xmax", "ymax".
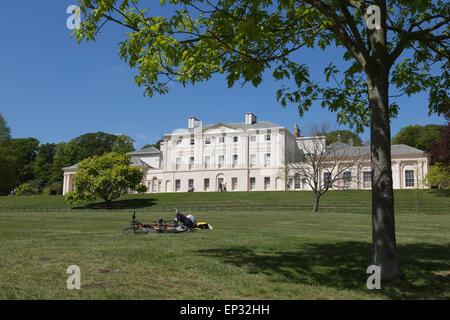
[
  {"xmin": 42, "ymin": 183, "xmax": 63, "ymax": 195},
  {"xmin": 16, "ymin": 183, "xmax": 40, "ymax": 196}
]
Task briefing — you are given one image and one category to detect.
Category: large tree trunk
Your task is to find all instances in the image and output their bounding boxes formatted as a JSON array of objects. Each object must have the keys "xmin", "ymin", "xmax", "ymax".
[
  {"xmin": 367, "ymin": 0, "xmax": 400, "ymax": 281},
  {"xmin": 367, "ymin": 72, "xmax": 400, "ymax": 281}
]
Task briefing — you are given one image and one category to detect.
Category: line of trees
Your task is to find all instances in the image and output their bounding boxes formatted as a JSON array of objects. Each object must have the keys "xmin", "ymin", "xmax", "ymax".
[{"xmin": 0, "ymin": 112, "xmax": 136, "ymax": 196}]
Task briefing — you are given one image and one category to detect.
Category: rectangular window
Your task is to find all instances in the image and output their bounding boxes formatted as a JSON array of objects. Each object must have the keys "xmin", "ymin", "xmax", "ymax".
[
  {"xmin": 264, "ymin": 177, "xmax": 271, "ymax": 190},
  {"xmin": 288, "ymin": 178, "xmax": 293, "ymax": 190},
  {"xmin": 250, "ymin": 135, "xmax": 256, "ymax": 142},
  {"xmin": 219, "ymin": 136, "xmax": 225, "ymax": 143},
  {"xmin": 405, "ymin": 170, "xmax": 415, "ymax": 187},
  {"xmin": 175, "ymin": 179, "xmax": 180, "ymax": 192},
  {"xmin": 176, "ymin": 138, "xmax": 182, "ymax": 145},
  {"xmin": 363, "ymin": 171, "xmax": 372, "ymax": 188},
  {"xmin": 204, "ymin": 178, "xmax": 210, "ymax": 191},
  {"xmin": 250, "ymin": 177, "xmax": 256, "ymax": 190},
  {"xmin": 205, "ymin": 137, "xmax": 211, "ymax": 144},
  {"xmin": 265, "ymin": 153, "xmax": 271, "ymax": 167},
  {"xmin": 190, "ymin": 138, "xmax": 195, "ymax": 145},
  {"xmin": 176, "ymin": 157, "xmax": 181, "ymax": 170},
  {"xmin": 204, "ymin": 156, "xmax": 210, "ymax": 169},
  {"xmin": 233, "ymin": 154, "xmax": 238, "ymax": 168},
  {"xmin": 324, "ymin": 172, "xmax": 332, "ymax": 188},
  {"xmin": 218, "ymin": 155, "xmax": 224, "ymax": 168},
  {"xmin": 232, "ymin": 177, "xmax": 238, "ymax": 190},
  {"xmin": 302, "ymin": 178, "xmax": 307, "ymax": 188},
  {"xmin": 189, "ymin": 156, "xmax": 194, "ymax": 169},
  {"xmin": 295, "ymin": 174, "xmax": 301, "ymax": 189},
  {"xmin": 188, "ymin": 179, "xmax": 194, "ymax": 188},
  {"xmin": 233, "ymin": 136, "xmax": 238, "ymax": 143},
  {"xmin": 343, "ymin": 171, "xmax": 352, "ymax": 189},
  {"xmin": 265, "ymin": 130, "xmax": 271, "ymax": 141},
  {"xmin": 250, "ymin": 154, "xmax": 256, "ymax": 167}
]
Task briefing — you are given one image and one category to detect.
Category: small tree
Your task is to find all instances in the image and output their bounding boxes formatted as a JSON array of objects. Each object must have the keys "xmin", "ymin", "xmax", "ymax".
[
  {"xmin": 425, "ymin": 163, "xmax": 450, "ymax": 189},
  {"xmin": 288, "ymin": 134, "xmax": 361, "ymax": 212},
  {"xmin": 66, "ymin": 153, "xmax": 147, "ymax": 206}
]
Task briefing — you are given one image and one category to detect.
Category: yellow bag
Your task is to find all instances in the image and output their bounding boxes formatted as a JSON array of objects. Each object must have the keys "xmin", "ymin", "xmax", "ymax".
[{"xmin": 195, "ymin": 222, "xmax": 210, "ymax": 229}]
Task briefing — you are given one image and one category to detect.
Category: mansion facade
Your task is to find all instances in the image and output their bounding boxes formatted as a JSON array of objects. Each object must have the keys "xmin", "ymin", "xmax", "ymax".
[{"xmin": 62, "ymin": 113, "xmax": 430, "ymax": 194}]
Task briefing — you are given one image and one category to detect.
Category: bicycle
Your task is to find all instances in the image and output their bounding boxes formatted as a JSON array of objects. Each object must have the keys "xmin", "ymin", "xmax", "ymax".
[{"xmin": 121, "ymin": 212, "xmax": 191, "ymax": 235}]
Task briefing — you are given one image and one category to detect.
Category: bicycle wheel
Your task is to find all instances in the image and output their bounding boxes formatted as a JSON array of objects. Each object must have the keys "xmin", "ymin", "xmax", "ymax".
[{"xmin": 122, "ymin": 226, "xmax": 148, "ymax": 235}]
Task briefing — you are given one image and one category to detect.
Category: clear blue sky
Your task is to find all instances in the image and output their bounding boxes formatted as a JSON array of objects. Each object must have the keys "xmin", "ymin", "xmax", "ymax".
[{"xmin": 0, "ymin": 1, "xmax": 446, "ymax": 149}]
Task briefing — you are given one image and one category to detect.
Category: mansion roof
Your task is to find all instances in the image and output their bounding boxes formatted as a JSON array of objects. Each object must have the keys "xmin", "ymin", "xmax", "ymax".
[
  {"xmin": 325, "ymin": 142, "xmax": 426, "ymax": 158},
  {"xmin": 168, "ymin": 120, "xmax": 283, "ymax": 135}
]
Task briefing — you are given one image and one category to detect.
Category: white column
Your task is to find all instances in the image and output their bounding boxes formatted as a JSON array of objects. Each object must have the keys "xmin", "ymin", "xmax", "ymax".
[{"xmin": 63, "ymin": 175, "xmax": 68, "ymax": 195}]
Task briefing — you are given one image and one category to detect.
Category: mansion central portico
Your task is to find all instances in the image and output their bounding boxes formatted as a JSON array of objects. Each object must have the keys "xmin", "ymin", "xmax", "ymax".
[{"xmin": 63, "ymin": 113, "xmax": 430, "ymax": 194}]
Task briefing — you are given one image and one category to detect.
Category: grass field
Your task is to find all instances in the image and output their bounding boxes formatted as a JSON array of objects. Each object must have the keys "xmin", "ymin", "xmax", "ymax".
[{"xmin": 0, "ymin": 190, "xmax": 449, "ymax": 299}]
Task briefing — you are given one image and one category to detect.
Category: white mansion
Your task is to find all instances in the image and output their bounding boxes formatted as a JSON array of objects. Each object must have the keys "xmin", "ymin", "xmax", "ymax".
[{"xmin": 62, "ymin": 113, "xmax": 429, "ymax": 194}]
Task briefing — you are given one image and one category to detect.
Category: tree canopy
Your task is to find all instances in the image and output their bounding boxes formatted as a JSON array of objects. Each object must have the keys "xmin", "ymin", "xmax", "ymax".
[
  {"xmin": 75, "ymin": 0, "xmax": 448, "ymax": 132},
  {"xmin": 141, "ymin": 138, "xmax": 163, "ymax": 150},
  {"xmin": 426, "ymin": 110, "xmax": 450, "ymax": 167},
  {"xmin": 54, "ymin": 132, "xmax": 136, "ymax": 170},
  {"xmin": 325, "ymin": 130, "xmax": 364, "ymax": 146},
  {"xmin": 33, "ymin": 143, "xmax": 61, "ymax": 190},
  {"xmin": 0, "ymin": 145, "xmax": 17, "ymax": 195},
  {"xmin": 4, "ymin": 138, "xmax": 40, "ymax": 185},
  {"xmin": 392, "ymin": 124, "xmax": 443, "ymax": 152},
  {"xmin": 0, "ymin": 113, "xmax": 11, "ymax": 143}
]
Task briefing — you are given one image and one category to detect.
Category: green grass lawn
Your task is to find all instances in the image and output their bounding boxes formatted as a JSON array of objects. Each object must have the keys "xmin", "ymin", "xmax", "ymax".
[{"xmin": 0, "ymin": 190, "xmax": 449, "ymax": 299}]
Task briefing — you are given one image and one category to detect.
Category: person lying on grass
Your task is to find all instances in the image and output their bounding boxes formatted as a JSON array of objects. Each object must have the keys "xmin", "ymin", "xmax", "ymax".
[{"xmin": 175, "ymin": 208, "xmax": 213, "ymax": 230}]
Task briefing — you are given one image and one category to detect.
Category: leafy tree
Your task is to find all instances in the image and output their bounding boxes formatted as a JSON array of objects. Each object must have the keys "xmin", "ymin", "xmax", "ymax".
[
  {"xmin": 392, "ymin": 124, "xmax": 443, "ymax": 153},
  {"xmin": 427, "ymin": 111, "xmax": 450, "ymax": 166},
  {"xmin": 5, "ymin": 138, "xmax": 40, "ymax": 185},
  {"xmin": 65, "ymin": 153, "xmax": 147, "ymax": 206},
  {"xmin": 112, "ymin": 134, "xmax": 136, "ymax": 154},
  {"xmin": 325, "ymin": 130, "xmax": 364, "ymax": 146},
  {"xmin": 55, "ymin": 132, "xmax": 135, "ymax": 168},
  {"xmin": 0, "ymin": 145, "xmax": 18, "ymax": 195},
  {"xmin": 75, "ymin": 0, "xmax": 450, "ymax": 280},
  {"xmin": 141, "ymin": 139, "xmax": 163, "ymax": 150},
  {"xmin": 34, "ymin": 143, "xmax": 61, "ymax": 190},
  {"xmin": 0, "ymin": 112, "xmax": 11, "ymax": 143},
  {"xmin": 425, "ymin": 163, "xmax": 449, "ymax": 189}
]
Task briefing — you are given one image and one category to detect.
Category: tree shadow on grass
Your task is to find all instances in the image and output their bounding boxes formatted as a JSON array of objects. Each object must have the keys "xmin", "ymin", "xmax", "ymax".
[
  {"xmin": 72, "ymin": 198, "xmax": 157, "ymax": 210},
  {"xmin": 197, "ymin": 241, "xmax": 450, "ymax": 299}
]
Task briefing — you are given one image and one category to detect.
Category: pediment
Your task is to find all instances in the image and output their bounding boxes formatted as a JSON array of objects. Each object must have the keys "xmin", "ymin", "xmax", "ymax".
[{"xmin": 203, "ymin": 123, "xmax": 242, "ymax": 134}]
